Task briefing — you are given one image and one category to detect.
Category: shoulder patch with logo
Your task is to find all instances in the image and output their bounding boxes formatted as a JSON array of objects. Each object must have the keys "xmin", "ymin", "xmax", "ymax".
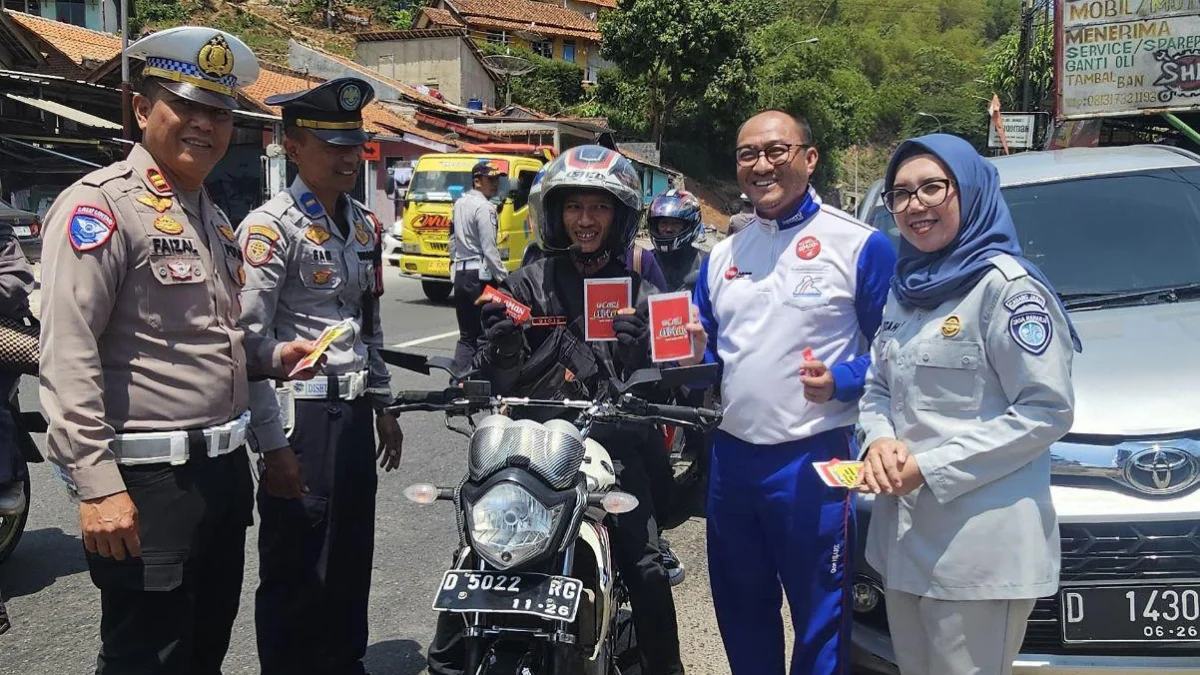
[
  {"xmin": 154, "ymin": 215, "xmax": 184, "ymax": 235},
  {"xmin": 244, "ymin": 225, "xmax": 280, "ymax": 267},
  {"xmin": 137, "ymin": 194, "xmax": 173, "ymax": 213},
  {"xmin": 146, "ymin": 168, "xmax": 172, "ymax": 196},
  {"xmin": 1009, "ymin": 310, "xmax": 1052, "ymax": 355},
  {"xmin": 305, "ymin": 226, "xmax": 331, "ymax": 246},
  {"xmin": 69, "ymin": 204, "xmax": 117, "ymax": 252}
]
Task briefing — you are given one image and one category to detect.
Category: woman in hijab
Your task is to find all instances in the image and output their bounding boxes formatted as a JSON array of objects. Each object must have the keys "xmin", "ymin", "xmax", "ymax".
[{"xmin": 855, "ymin": 134, "xmax": 1079, "ymax": 675}]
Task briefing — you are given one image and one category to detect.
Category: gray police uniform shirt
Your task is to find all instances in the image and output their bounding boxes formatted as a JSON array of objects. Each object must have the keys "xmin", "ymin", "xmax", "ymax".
[
  {"xmin": 449, "ymin": 189, "xmax": 506, "ymax": 281},
  {"xmin": 858, "ymin": 254, "xmax": 1075, "ymax": 601},
  {"xmin": 237, "ymin": 178, "xmax": 390, "ymax": 451}
]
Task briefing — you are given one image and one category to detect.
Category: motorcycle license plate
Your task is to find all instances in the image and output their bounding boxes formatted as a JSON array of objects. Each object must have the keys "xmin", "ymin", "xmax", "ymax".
[{"xmin": 432, "ymin": 570, "xmax": 584, "ymax": 623}]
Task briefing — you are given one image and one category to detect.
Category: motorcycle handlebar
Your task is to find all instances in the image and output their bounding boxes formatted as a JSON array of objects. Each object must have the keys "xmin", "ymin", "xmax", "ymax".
[{"xmin": 638, "ymin": 402, "xmax": 722, "ymax": 428}]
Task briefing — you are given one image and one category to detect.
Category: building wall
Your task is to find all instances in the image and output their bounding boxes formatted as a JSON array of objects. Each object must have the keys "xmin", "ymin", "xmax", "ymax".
[
  {"xmin": 471, "ymin": 30, "xmax": 600, "ymax": 80},
  {"xmin": 458, "ymin": 39, "xmax": 498, "ymax": 108},
  {"xmin": 372, "ymin": 138, "xmax": 441, "ymax": 227},
  {"xmin": 37, "ymin": 0, "xmax": 117, "ymax": 32},
  {"xmin": 356, "ymin": 38, "xmax": 464, "ymax": 104}
]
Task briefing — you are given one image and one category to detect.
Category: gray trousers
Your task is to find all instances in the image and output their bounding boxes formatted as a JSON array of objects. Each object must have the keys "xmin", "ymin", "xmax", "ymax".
[{"xmin": 885, "ymin": 590, "xmax": 1035, "ymax": 675}]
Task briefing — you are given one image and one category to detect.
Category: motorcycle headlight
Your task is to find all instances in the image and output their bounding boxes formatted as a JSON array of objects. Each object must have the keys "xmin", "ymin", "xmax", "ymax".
[{"xmin": 468, "ymin": 483, "xmax": 562, "ymax": 570}]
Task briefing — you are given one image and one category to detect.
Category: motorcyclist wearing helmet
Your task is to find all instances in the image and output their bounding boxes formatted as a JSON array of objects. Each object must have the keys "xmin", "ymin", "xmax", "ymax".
[
  {"xmin": 426, "ymin": 145, "xmax": 691, "ymax": 675},
  {"xmin": 647, "ymin": 189, "xmax": 706, "ymax": 293}
]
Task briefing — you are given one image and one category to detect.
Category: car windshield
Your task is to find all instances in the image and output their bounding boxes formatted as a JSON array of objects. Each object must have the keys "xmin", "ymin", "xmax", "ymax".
[
  {"xmin": 870, "ymin": 166, "xmax": 1200, "ymax": 302},
  {"xmin": 407, "ymin": 170, "xmax": 511, "ymax": 204}
]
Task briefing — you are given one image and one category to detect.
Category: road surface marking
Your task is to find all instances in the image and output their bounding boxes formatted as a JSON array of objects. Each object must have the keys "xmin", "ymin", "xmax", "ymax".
[{"xmin": 391, "ymin": 330, "xmax": 459, "ymax": 348}]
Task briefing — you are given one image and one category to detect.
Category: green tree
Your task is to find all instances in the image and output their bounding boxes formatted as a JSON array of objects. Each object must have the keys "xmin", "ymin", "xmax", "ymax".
[
  {"xmin": 983, "ymin": 21, "xmax": 1054, "ymax": 112},
  {"xmin": 599, "ymin": 0, "xmax": 763, "ymax": 147}
]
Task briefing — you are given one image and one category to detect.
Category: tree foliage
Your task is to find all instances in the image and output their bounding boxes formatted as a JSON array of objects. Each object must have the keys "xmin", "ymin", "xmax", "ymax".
[
  {"xmin": 599, "ymin": 0, "xmax": 763, "ymax": 147},
  {"xmin": 479, "ymin": 43, "xmax": 584, "ymax": 114}
]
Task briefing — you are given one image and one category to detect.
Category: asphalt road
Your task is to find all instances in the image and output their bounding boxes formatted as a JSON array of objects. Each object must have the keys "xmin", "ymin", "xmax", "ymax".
[{"xmin": 0, "ymin": 268, "xmax": 737, "ymax": 675}]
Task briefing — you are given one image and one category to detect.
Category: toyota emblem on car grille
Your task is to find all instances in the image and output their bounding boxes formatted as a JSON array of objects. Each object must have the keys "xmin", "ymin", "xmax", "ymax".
[{"xmin": 1122, "ymin": 445, "xmax": 1200, "ymax": 496}]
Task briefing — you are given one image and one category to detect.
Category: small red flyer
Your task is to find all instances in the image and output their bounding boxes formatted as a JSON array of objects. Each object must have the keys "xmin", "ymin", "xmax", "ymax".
[
  {"xmin": 800, "ymin": 347, "xmax": 816, "ymax": 377},
  {"xmin": 584, "ymin": 277, "xmax": 631, "ymax": 341},
  {"xmin": 648, "ymin": 292, "xmax": 693, "ymax": 363},
  {"xmin": 481, "ymin": 285, "xmax": 531, "ymax": 325}
]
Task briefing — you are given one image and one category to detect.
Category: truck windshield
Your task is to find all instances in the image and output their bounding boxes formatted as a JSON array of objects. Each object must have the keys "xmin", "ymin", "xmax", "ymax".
[{"xmin": 408, "ymin": 170, "xmax": 511, "ymax": 204}]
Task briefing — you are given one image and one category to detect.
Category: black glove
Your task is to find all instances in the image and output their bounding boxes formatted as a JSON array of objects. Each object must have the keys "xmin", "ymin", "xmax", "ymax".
[
  {"xmin": 612, "ymin": 307, "xmax": 650, "ymax": 370},
  {"xmin": 481, "ymin": 301, "xmax": 521, "ymax": 355}
]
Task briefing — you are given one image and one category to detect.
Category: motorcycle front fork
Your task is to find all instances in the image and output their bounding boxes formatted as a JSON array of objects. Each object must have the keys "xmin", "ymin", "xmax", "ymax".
[{"xmin": 463, "ymin": 543, "xmax": 578, "ymax": 674}]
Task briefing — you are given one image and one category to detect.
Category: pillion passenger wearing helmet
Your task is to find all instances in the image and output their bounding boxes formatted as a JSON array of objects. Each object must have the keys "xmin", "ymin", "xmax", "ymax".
[{"xmin": 426, "ymin": 145, "xmax": 691, "ymax": 675}]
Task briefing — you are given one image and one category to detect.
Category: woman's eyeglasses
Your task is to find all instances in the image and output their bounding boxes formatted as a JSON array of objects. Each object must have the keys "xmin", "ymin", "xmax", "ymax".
[
  {"xmin": 883, "ymin": 179, "xmax": 955, "ymax": 214},
  {"xmin": 735, "ymin": 143, "xmax": 809, "ymax": 167}
]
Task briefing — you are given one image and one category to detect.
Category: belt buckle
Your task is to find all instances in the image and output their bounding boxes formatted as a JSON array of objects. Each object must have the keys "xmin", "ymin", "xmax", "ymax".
[{"xmin": 210, "ymin": 429, "xmax": 229, "ymax": 457}]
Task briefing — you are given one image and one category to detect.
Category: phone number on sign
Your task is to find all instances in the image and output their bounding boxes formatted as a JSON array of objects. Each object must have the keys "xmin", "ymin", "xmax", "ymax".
[{"xmin": 1065, "ymin": 91, "xmax": 1164, "ymax": 108}]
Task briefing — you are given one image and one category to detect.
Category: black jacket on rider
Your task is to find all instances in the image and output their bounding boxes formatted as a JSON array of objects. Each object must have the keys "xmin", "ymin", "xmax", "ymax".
[{"xmin": 428, "ymin": 252, "xmax": 685, "ymax": 675}]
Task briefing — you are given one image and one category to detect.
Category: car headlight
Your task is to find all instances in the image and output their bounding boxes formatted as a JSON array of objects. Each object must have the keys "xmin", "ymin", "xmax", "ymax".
[
  {"xmin": 401, "ymin": 242, "xmax": 421, "ymax": 254},
  {"xmin": 392, "ymin": 223, "xmax": 404, "ymax": 239},
  {"xmin": 468, "ymin": 483, "xmax": 562, "ymax": 570}
]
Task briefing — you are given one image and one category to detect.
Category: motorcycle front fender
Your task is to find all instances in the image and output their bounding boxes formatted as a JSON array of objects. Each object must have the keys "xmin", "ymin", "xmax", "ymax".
[{"xmin": 577, "ymin": 520, "xmax": 615, "ymax": 662}]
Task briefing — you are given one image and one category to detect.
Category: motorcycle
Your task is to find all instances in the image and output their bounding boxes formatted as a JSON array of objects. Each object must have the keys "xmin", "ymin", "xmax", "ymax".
[
  {"xmin": 381, "ymin": 350, "xmax": 722, "ymax": 675},
  {"xmin": 0, "ymin": 375, "xmax": 47, "ymax": 564}
]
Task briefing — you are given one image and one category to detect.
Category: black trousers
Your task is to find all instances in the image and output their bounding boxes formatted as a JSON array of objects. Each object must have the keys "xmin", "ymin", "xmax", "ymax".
[
  {"xmin": 452, "ymin": 268, "xmax": 484, "ymax": 373},
  {"xmin": 427, "ymin": 432, "xmax": 684, "ymax": 675},
  {"xmin": 88, "ymin": 445, "xmax": 253, "ymax": 675},
  {"xmin": 255, "ymin": 398, "xmax": 378, "ymax": 675}
]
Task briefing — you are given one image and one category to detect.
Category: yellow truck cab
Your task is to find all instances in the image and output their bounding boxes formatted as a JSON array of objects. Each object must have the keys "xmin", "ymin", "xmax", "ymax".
[{"xmin": 394, "ymin": 149, "xmax": 548, "ymax": 302}]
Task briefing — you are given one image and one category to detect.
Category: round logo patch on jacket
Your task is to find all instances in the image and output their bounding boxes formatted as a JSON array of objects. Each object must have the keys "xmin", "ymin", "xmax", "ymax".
[
  {"xmin": 68, "ymin": 204, "xmax": 116, "ymax": 252},
  {"xmin": 1009, "ymin": 310, "xmax": 1051, "ymax": 355}
]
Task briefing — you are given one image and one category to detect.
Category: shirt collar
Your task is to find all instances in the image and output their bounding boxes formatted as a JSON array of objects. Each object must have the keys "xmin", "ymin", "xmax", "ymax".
[{"xmin": 756, "ymin": 187, "xmax": 821, "ymax": 232}]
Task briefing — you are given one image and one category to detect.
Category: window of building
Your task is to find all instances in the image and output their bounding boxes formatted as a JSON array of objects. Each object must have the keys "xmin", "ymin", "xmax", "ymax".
[
  {"xmin": 486, "ymin": 30, "xmax": 509, "ymax": 45},
  {"xmin": 562, "ymin": 40, "xmax": 576, "ymax": 63},
  {"xmin": 55, "ymin": 0, "xmax": 86, "ymax": 26},
  {"xmin": 532, "ymin": 39, "xmax": 553, "ymax": 59}
]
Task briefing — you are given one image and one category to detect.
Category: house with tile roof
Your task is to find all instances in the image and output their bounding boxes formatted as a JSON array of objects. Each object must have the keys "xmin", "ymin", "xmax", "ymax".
[
  {"xmin": 353, "ymin": 27, "xmax": 498, "ymax": 108},
  {"xmin": 417, "ymin": 0, "xmax": 612, "ymax": 83},
  {"xmin": 0, "ymin": 9, "xmax": 119, "ymax": 77}
]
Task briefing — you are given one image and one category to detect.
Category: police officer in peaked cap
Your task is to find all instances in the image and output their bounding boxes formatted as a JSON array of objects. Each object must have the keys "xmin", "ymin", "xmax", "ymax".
[
  {"xmin": 38, "ymin": 26, "xmax": 323, "ymax": 674},
  {"xmin": 236, "ymin": 77, "xmax": 403, "ymax": 675}
]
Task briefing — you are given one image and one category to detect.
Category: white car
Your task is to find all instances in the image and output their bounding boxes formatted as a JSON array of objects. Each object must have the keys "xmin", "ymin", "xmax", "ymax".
[{"xmin": 852, "ymin": 144, "xmax": 1200, "ymax": 673}]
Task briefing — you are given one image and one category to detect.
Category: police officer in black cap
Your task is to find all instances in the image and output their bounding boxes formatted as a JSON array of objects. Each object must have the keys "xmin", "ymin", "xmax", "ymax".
[{"xmin": 237, "ymin": 77, "xmax": 403, "ymax": 675}]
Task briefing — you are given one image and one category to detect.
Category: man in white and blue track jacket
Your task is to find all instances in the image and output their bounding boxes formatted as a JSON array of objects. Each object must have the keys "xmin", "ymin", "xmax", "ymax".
[{"xmin": 686, "ymin": 110, "xmax": 896, "ymax": 675}]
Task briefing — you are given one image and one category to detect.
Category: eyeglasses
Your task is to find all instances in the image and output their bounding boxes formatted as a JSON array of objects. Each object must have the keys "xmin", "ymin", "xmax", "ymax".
[
  {"xmin": 883, "ymin": 179, "xmax": 955, "ymax": 214},
  {"xmin": 735, "ymin": 143, "xmax": 809, "ymax": 167}
]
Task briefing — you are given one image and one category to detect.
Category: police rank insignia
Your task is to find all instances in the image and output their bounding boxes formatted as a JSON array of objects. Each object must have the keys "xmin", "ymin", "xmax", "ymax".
[
  {"xmin": 244, "ymin": 224, "xmax": 280, "ymax": 267},
  {"xmin": 137, "ymin": 194, "xmax": 173, "ymax": 213},
  {"xmin": 236, "ymin": 265, "xmax": 246, "ymax": 287},
  {"xmin": 197, "ymin": 34, "xmax": 234, "ymax": 79},
  {"xmin": 312, "ymin": 268, "xmax": 333, "ymax": 285},
  {"xmin": 339, "ymin": 82, "xmax": 363, "ymax": 111},
  {"xmin": 154, "ymin": 215, "xmax": 184, "ymax": 235},
  {"xmin": 299, "ymin": 192, "xmax": 323, "ymax": 217},
  {"xmin": 218, "ymin": 224, "xmax": 236, "ymax": 242},
  {"xmin": 940, "ymin": 315, "xmax": 961, "ymax": 338},
  {"xmin": 306, "ymin": 226, "xmax": 331, "ymax": 246},
  {"xmin": 146, "ymin": 168, "xmax": 172, "ymax": 195},
  {"xmin": 68, "ymin": 204, "xmax": 116, "ymax": 252},
  {"xmin": 354, "ymin": 222, "xmax": 371, "ymax": 246}
]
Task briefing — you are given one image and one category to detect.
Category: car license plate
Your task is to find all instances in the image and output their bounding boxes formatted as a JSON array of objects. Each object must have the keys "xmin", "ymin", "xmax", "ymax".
[
  {"xmin": 428, "ymin": 258, "xmax": 449, "ymax": 275},
  {"xmin": 12, "ymin": 226, "xmax": 30, "ymax": 237},
  {"xmin": 432, "ymin": 570, "xmax": 583, "ymax": 623},
  {"xmin": 1062, "ymin": 584, "xmax": 1200, "ymax": 642}
]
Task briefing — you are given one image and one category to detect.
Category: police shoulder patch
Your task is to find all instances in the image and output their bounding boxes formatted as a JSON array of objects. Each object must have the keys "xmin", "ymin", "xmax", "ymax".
[
  {"xmin": 68, "ymin": 204, "xmax": 117, "ymax": 252},
  {"xmin": 1009, "ymin": 310, "xmax": 1052, "ymax": 355},
  {"xmin": 244, "ymin": 230, "xmax": 277, "ymax": 267}
]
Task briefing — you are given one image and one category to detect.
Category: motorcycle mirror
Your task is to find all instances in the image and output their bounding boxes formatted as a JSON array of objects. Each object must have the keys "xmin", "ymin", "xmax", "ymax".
[
  {"xmin": 657, "ymin": 363, "xmax": 718, "ymax": 389},
  {"xmin": 404, "ymin": 483, "xmax": 440, "ymax": 505},
  {"xmin": 380, "ymin": 349, "xmax": 433, "ymax": 374},
  {"xmin": 600, "ymin": 491, "xmax": 639, "ymax": 514}
]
